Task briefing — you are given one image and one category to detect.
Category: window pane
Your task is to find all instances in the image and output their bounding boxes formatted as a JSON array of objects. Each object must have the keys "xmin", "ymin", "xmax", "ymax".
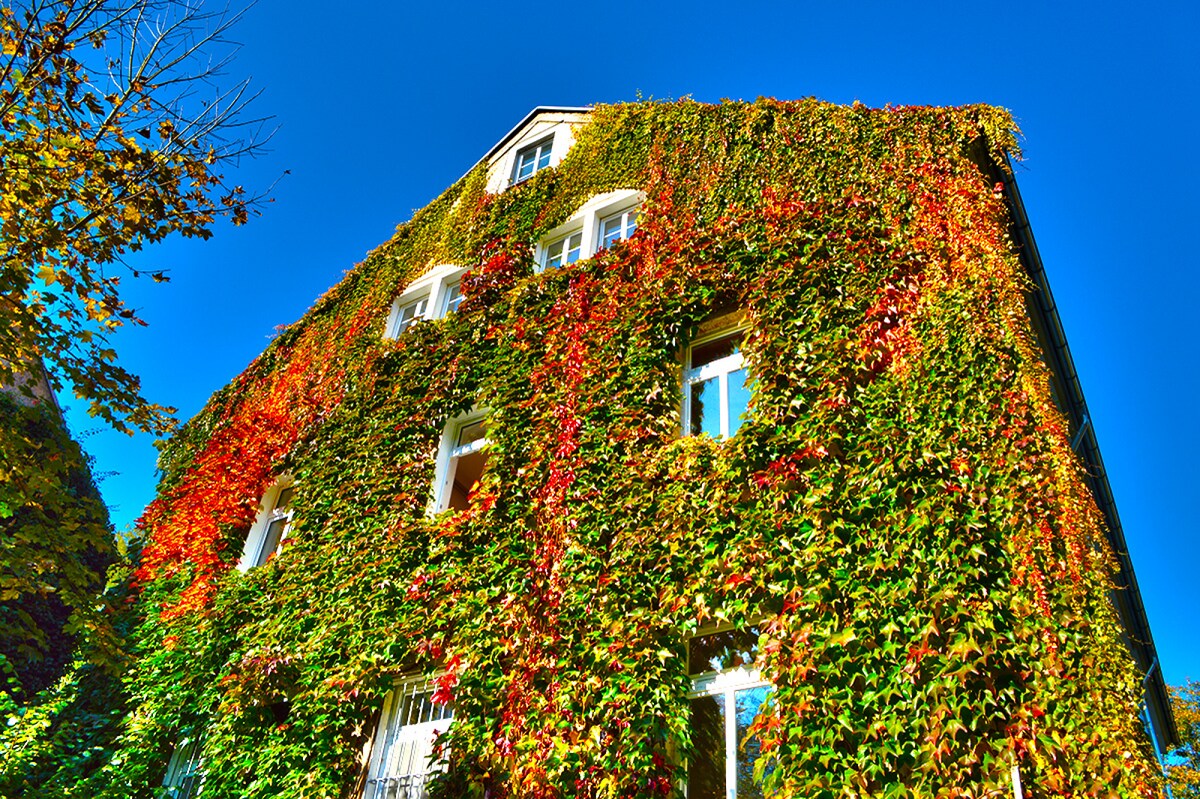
[
  {"xmin": 444, "ymin": 283, "xmax": 463, "ymax": 313},
  {"xmin": 690, "ymin": 332, "xmax": 742, "ymax": 369},
  {"xmin": 566, "ymin": 232, "xmax": 582, "ymax": 263},
  {"xmin": 536, "ymin": 145, "xmax": 552, "ymax": 170},
  {"xmin": 689, "ymin": 627, "xmax": 761, "ymax": 675},
  {"xmin": 457, "ymin": 420, "xmax": 486, "ymax": 448},
  {"xmin": 274, "ymin": 485, "xmax": 294, "ymax": 513},
  {"xmin": 690, "ymin": 378, "xmax": 721, "ymax": 439},
  {"xmin": 516, "ymin": 153, "xmax": 535, "ymax": 181},
  {"xmin": 546, "ymin": 237, "xmax": 566, "ymax": 268},
  {"xmin": 735, "ymin": 686, "xmax": 773, "ymax": 798},
  {"xmin": 257, "ymin": 517, "xmax": 287, "ymax": 564},
  {"xmin": 688, "ymin": 695, "xmax": 725, "ymax": 799},
  {"xmin": 727, "ymin": 367, "xmax": 752, "ymax": 437},
  {"xmin": 601, "ymin": 216, "xmax": 622, "ymax": 248}
]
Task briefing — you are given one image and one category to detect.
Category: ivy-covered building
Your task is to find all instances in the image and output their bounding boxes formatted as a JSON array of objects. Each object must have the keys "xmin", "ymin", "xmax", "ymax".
[{"xmin": 2, "ymin": 100, "xmax": 1177, "ymax": 799}]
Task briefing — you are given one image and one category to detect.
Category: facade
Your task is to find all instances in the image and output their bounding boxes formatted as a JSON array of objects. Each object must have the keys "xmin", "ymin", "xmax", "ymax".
[{"xmin": 2, "ymin": 100, "xmax": 1175, "ymax": 799}]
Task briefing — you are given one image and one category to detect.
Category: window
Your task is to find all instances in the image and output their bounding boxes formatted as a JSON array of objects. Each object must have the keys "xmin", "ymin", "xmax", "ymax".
[
  {"xmin": 542, "ymin": 231, "xmax": 583, "ymax": 270},
  {"xmin": 364, "ymin": 678, "xmax": 453, "ymax": 799},
  {"xmin": 512, "ymin": 137, "xmax": 554, "ymax": 185},
  {"xmin": 385, "ymin": 266, "xmax": 469, "ymax": 339},
  {"xmin": 161, "ymin": 732, "xmax": 206, "ymax": 799},
  {"xmin": 238, "ymin": 479, "xmax": 295, "ymax": 570},
  {"xmin": 441, "ymin": 281, "xmax": 464, "ymax": 315},
  {"xmin": 688, "ymin": 626, "xmax": 773, "ymax": 799},
  {"xmin": 534, "ymin": 190, "xmax": 644, "ymax": 274},
  {"xmin": 432, "ymin": 413, "xmax": 490, "ymax": 513},
  {"xmin": 598, "ymin": 206, "xmax": 638, "ymax": 250},
  {"xmin": 683, "ymin": 330, "xmax": 752, "ymax": 439},
  {"xmin": 391, "ymin": 296, "xmax": 430, "ymax": 337}
]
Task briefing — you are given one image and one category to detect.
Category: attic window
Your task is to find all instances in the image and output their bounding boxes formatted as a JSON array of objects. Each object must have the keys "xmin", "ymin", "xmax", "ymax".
[{"xmin": 512, "ymin": 136, "xmax": 554, "ymax": 184}]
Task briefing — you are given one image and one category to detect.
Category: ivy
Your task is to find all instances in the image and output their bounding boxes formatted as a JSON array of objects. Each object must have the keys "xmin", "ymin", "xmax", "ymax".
[{"xmin": 1, "ymin": 99, "xmax": 1163, "ymax": 799}]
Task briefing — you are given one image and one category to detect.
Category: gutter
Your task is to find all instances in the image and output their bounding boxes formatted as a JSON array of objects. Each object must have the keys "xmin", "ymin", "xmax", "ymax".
[{"xmin": 983, "ymin": 148, "xmax": 1179, "ymax": 751}]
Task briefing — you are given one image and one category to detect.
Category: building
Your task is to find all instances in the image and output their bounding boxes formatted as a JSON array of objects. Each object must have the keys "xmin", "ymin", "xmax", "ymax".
[{"xmin": 4, "ymin": 100, "xmax": 1176, "ymax": 799}]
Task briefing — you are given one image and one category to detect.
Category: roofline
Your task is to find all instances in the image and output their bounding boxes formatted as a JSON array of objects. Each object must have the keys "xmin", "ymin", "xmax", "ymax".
[{"xmin": 982, "ymin": 147, "xmax": 1179, "ymax": 751}]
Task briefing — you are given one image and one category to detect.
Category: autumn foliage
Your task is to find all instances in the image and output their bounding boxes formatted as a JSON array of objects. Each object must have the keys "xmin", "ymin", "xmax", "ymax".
[{"xmin": 1, "ymin": 100, "xmax": 1166, "ymax": 799}]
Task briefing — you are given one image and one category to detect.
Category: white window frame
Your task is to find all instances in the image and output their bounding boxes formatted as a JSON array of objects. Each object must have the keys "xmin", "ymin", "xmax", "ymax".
[
  {"xmin": 686, "ymin": 625, "xmax": 773, "ymax": 799},
  {"xmin": 384, "ymin": 265, "xmax": 469, "ymax": 340},
  {"xmin": 681, "ymin": 326, "xmax": 750, "ymax": 439},
  {"xmin": 511, "ymin": 136, "xmax": 554, "ymax": 185},
  {"xmin": 363, "ymin": 676, "xmax": 454, "ymax": 799},
  {"xmin": 429, "ymin": 410, "xmax": 490, "ymax": 515},
  {"xmin": 542, "ymin": 229, "xmax": 584, "ymax": 270},
  {"xmin": 237, "ymin": 477, "xmax": 296, "ymax": 571},
  {"xmin": 597, "ymin": 206, "xmax": 639, "ymax": 251},
  {"xmin": 161, "ymin": 731, "xmax": 206, "ymax": 799},
  {"xmin": 534, "ymin": 190, "xmax": 644, "ymax": 273}
]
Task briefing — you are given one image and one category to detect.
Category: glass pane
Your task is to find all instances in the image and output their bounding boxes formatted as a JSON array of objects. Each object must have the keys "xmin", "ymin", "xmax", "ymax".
[
  {"xmin": 546, "ymin": 238, "xmax": 565, "ymax": 268},
  {"xmin": 690, "ymin": 378, "xmax": 721, "ymax": 439},
  {"xmin": 457, "ymin": 420, "xmax": 486, "ymax": 448},
  {"xmin": 688, "ymin": 695, "xmax": 725, "ymax": 799},
  {"xmin": 735, "ymin": 686, "xmax": 773, "ymax": 798},
  {"xmin": 690, "ymin": 332, "xmax": 742, "ymax": 369},
  {"xmin": 601, "ymin": 216, "xmax": 622, "ymax": 248},
  {"xmin": 274, "ymin": 485, "xmax": 294, "ymax": 512},
  {"xmin": 516, "ymin": 153, "xmax": 534, "ymax": 181},
  {"xmin": 444, "ymin": 283, "xmax": 463, "ymax": 313},
  {"xmin": 566, "ymin": 232, "xmax": 582, "ymax": 263},
  {"xmin": 536, "ymin": 145, "xmax": 552, "ymax": 170},
  {"xmin": 727, "ymin": 367, "xmax": 752, "ymax": 437},
  {"xmin": 258, "ymin": 517, "xmax": 287, "ymax": 564},
  {"xmin": 689, "ymin": 627, "xmax": 761, "ymax": 675}
]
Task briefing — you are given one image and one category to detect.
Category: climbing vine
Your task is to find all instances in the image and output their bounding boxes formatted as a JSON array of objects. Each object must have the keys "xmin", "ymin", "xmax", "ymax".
[{"xmin": 1, "ymin": 99, "xmax": 1164, "ymax": 799}]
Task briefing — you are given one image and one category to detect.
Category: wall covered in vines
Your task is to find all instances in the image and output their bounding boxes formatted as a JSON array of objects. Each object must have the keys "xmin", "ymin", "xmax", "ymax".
[{"xmin": 1, "ymin": 99, "xmax": 1165, "ymax": 799}]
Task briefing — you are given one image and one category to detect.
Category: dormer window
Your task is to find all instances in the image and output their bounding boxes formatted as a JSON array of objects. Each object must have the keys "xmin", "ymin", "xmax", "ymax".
[
  {"xmin": 238, "ymin": 478, "xmax": 296, "ymax": 570},
  {"xmin": 512, "ymin": 136, "xmax": 554, "ymax": 184},
  {"xmin": 599, "ymin": 207, "xmax": 639, "ymax": 250},
  {"xmin": 543, "ymin": 231, "xmax": 583, "ymax": 270}
]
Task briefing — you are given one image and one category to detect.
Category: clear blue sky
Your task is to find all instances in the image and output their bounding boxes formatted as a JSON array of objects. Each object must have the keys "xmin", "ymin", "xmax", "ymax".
[{"xmin": 64, "ymin": 0, "xmax": 1198, "ymax": 688}]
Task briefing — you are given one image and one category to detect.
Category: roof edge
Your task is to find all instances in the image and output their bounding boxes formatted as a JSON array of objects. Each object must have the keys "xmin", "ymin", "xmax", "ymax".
[{"xmin": 985, "ymin": 148, "xmax": 1180, "ymax": 752}]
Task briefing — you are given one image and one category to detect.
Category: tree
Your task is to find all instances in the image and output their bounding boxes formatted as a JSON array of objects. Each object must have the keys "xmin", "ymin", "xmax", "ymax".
[
  {"xmin": 0, "ymin": 0, "xmax": 270, "ymax": 436},
  {"xmin": 1168, "ymin": 680, "xmax": 1200, "ymax": 799}
]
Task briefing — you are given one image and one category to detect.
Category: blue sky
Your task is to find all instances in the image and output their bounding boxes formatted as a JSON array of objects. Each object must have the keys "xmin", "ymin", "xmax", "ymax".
[{"xmin": 64, "ymin": 1, "xmax": 1198, "ymax": 688}]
